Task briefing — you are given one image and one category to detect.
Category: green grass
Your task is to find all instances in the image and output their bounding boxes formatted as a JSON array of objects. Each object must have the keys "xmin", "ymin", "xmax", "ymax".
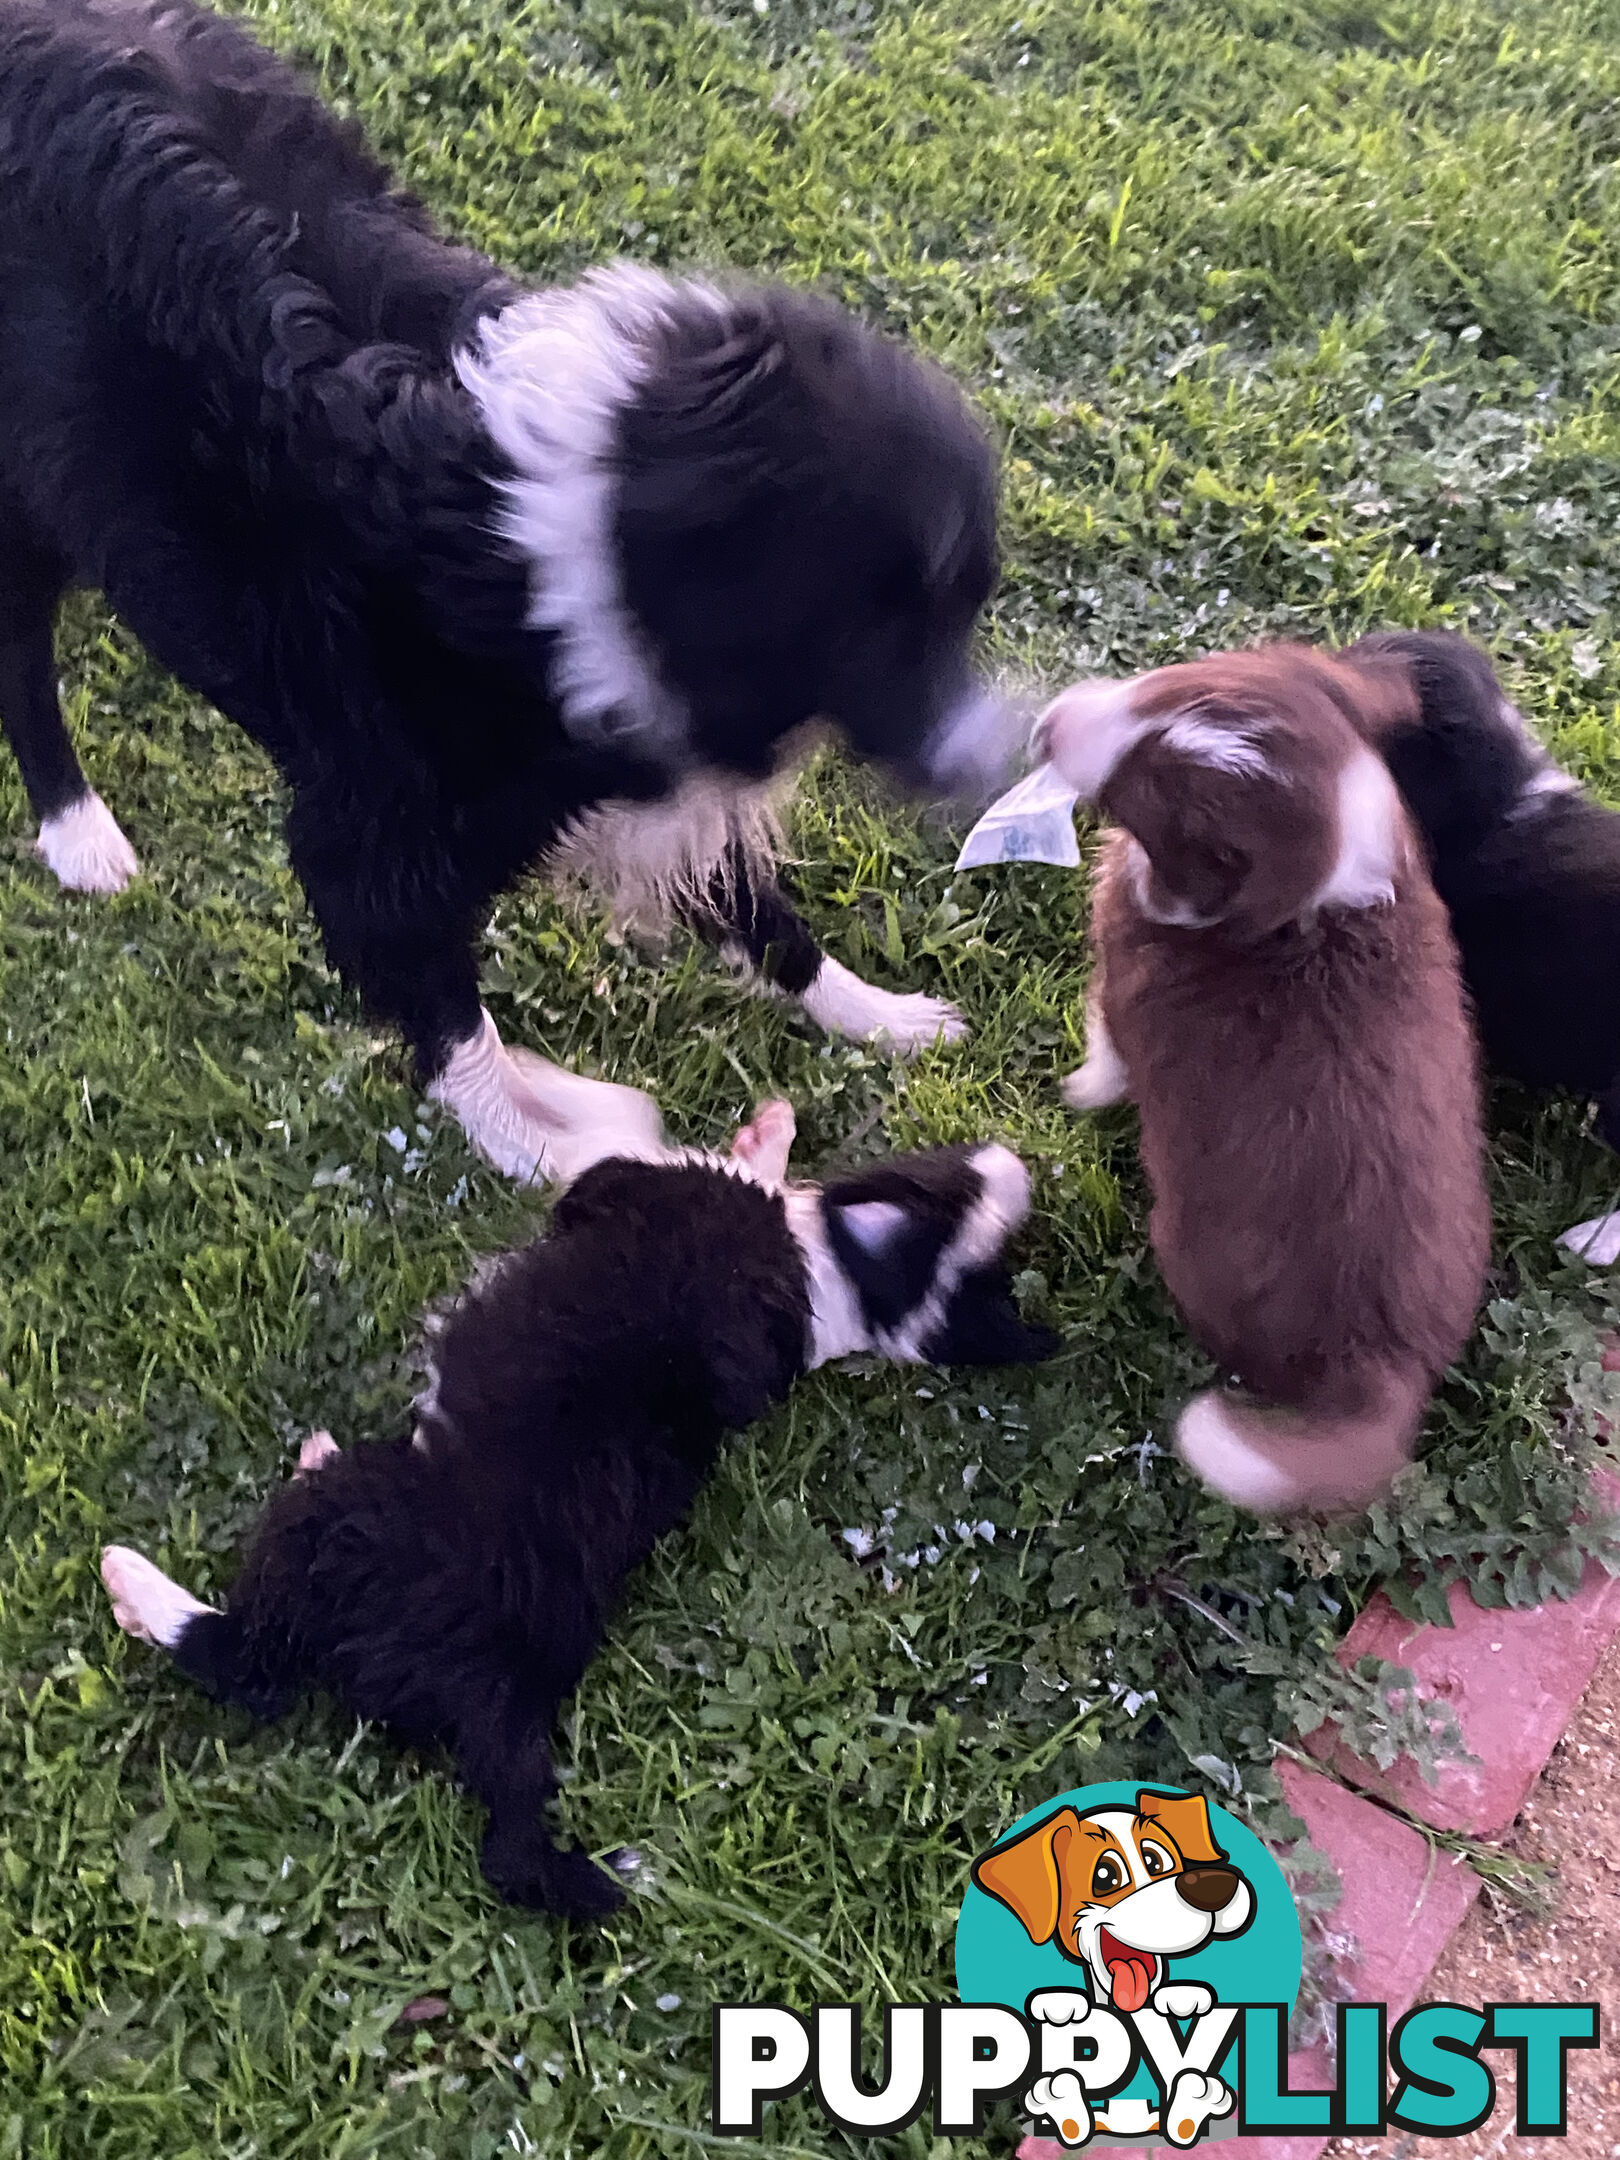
[{"xmin": 6, "ymin": 0, "xmax": 1620, "ymax": 2150}]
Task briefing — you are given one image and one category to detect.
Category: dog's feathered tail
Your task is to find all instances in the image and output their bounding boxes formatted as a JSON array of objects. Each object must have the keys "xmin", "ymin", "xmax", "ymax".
[{"xmin": 1175, "ymin": 1363, "xmax": 1430, "ymax": 1515}]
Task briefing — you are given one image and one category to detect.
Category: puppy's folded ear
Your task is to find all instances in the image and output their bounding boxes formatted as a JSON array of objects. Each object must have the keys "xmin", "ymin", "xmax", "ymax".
[
  {"xmin": 1136, "ymin": 1789, "xmax": 1228, "ymax": 1867},
  {"xmin": 1100, "ymin": 741, "xmax": 1252, "ymax": 927},
  {"xmin": 971, "ymin": 1806, "xmax": 1085, "ymax": 1947}
]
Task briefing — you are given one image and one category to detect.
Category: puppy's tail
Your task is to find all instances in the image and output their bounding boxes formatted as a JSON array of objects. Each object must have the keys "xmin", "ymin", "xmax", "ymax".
[{"xmin": 1175, "ymin": 1365, "xmax": 1430, "ymax": 1515}]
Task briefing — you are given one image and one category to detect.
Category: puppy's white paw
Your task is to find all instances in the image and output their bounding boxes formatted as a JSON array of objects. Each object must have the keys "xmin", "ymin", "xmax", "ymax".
[
  {"xmin": 36, "ymin": 793, "xmax": 140, "ymax": 894},
  {"xmin": 1560, "ymin": 1210, "xmax": 1620, "ymax": 1267},
  {"xmin": 1061, "ymin": 999, "xmax": 1130, "ymax": 1111},
  {"xmin": 1027, "ymin": 1989, "xmax": 1095, "ymax": 2026},
  {"xmin": 1025, "ymin": 2071, "xmax": 1093, "ymax": 2147},
  {"xmin": 799, "ymin": 956, "xmax": 968, "ymax": 1052},
  {"xmin": 731, "ymin": 1097, "xmax": 797, "ymax": 1185},
  {"xmin": 297, "ymin": 1429, "xmax": 338, "ymax": 1475},
  {"xmin": 1061, "ymin": 1058, "xmax": 1130, "ymax": 1112},
  {"xmin": 1163, "ymin": 2067, "xmax": 1235, "ymax": 2147},
  {"xmin": 1152, "ymin": 1982, "xmax": 1216, "ymax": 2021},
  {"xmin": 101, "ymin": 1545, "xmax": 214, "ymax": 1649}
]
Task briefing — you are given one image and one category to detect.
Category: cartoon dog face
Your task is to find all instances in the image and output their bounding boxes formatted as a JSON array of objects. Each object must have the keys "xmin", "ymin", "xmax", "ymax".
[{"xmin": 971, "ymin": 1789, "xmax": 1254, "ymax": 2014}]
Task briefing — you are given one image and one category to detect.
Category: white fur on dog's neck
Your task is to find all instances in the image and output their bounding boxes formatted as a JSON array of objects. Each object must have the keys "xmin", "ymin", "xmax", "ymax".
[
  {"xmin": 457, "ymin": 265, "xmax": 729, "ymax": 770},
  {"xmin": 782, "ymin": 1187, "xmax": 874, "ymax": 1367}
]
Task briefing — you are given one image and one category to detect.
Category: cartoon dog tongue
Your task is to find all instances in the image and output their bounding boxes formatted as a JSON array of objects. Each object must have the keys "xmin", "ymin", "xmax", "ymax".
[{"xmin": 1099, "ymin": 1928, "xmax": 1157, "ymax": 2013}]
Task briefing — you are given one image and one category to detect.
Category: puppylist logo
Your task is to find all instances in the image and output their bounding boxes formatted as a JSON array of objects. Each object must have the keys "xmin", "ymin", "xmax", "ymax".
[{"xmin": 711, "ymin": 1780, "xmax": 1600, "ymax": 2147}]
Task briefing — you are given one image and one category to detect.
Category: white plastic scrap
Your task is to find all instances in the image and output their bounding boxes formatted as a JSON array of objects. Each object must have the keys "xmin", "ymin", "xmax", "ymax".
[{"xmin": 954, "ymin": 761, "xmax": 1082, "ymax": 871}]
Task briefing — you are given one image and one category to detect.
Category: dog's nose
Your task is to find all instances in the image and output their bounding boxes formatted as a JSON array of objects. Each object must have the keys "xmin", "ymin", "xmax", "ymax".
[{"xmin": 1177, "ymin": 1865, "xmax": 1240, "ymax": 1913}]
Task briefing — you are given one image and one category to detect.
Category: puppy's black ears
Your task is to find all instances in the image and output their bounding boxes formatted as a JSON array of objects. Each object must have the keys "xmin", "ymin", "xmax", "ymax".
[{"xmin": 922, "ymin": 1267, "xmax": 1059, "ymax": 1368}]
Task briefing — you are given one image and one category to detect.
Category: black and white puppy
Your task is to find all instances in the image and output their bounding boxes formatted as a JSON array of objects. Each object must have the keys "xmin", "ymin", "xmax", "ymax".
[
  {"xmin": 100, "ymin": 1099, "xmax": 1053, "ymax": 1918},
  {"xmin": 0, "ymin": 0, "xmax": 1008, "ymax": 1182},
  {"xmin": 1344, "ymin": 630, "xmax": 1620, "ymax": 1261}
]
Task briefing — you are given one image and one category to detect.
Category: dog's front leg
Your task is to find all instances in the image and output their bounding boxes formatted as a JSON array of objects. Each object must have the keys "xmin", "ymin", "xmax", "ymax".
[
  {"xmin": 1061, "ymin": 983, "xmax": 1131, "ymax": 1111},
  {"xmin": 689, "ymin": 842, "xmax": 968, "ymax": 1054}
]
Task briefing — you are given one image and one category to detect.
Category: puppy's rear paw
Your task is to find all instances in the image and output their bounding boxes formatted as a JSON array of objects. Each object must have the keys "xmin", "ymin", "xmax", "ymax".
[{"xmin": 296, "ymin": 1429, "xmax": 338, "ymax": 1475}]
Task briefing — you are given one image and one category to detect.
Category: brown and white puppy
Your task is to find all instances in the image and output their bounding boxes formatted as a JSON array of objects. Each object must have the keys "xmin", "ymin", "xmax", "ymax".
[{"xmin": 1041, "ymin": 644, "xmax": 1490, "ymax": 1513}]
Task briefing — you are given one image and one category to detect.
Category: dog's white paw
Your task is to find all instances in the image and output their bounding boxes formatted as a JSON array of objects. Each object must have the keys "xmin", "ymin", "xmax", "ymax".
[
  {"xmin": 1027, "ymin": 1989, "xmax": 1096, "ymax": 2027},
  {"xmin": 1163, "ymin": 2068, "xmax": 1235, "ymax": 2147},
  {"xmin": 430, "ymin": 1010, "xmax": 670, "ymax": 1185},
  {"xmin": 101, "ymin": 1545, "xmax": 213, "ymax": 1649},
  {"xmin": 799, "ymin": 956, "xmax": 967, "ymax": 1052},
  {"xmin": 1560, "ymin": 1209, "xmax": 1620, "ymax": 1267},
  {"xmin": 297, "ymin": 1429, "xmax": 338, "ymax": 1475},
  {"xmin": 731, "ymin": 1097, "xmax": 797, "ymax": 1185},
  {"xmin": 1061, "ymin": 1059, "xmax": 1130, "ymax": 1112},
  {"xmin": 36, "ymin": 793, "xmax": 140, "ymax": 894},
  {"xmin": 1152, "ymin": 1982, "xmax": 1216, "ymax": 2021},
  {"xmin": 1025, "ymin": 2071, "xmax": 1093, "ymax": 2147}
]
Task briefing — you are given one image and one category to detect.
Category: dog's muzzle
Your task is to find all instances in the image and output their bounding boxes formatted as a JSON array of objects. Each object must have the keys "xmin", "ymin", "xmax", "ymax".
[{"xmin": 914, "ymin": 688, "xmax": 1025, "ymax": 803}]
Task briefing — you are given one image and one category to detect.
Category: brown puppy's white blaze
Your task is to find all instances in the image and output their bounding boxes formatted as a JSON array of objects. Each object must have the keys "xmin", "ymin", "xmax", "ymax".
[{"xmin": 1041, "ymin": 643, "xmax": 1489, "ymax": 1514}]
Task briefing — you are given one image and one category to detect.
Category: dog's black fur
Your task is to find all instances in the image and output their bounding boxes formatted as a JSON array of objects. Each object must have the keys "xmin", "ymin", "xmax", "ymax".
[
  {"xmin": 105, "ymin": 1142, "xmax": 1053, "ymax": 1916},
  {"xmin": 0, "ymin": 0, "xmax": 1000, "ymax": 1078},
  {"xmin": 1347, "ymin": 630, "xmax": 1620, "ymax": 1143}
]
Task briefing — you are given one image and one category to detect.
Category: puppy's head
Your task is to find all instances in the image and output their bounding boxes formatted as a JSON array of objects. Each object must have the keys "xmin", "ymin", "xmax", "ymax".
[
  {"xmin": 1341, "ymin": 629, "xmax": 1577, "ymax": 859},
  {"xmin": 972, "ymin": 1789, "xmax": 1255, "ymax": 2012},
  {"xmin": 1039, "ymin": 645, "xmax": 1419, "ymax": 939},
  {"xmin": 460, "ymin": 267, "xmax": 1009, "ymax": 797},
  {"xmin": 793, "ymin": 1142, "xmax": 1058, "ymax": 1367}
]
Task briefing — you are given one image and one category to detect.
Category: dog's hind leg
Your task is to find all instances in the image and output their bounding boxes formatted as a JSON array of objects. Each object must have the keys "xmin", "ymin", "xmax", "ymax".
[
  {"xmin": 0, "ymin": 513, "xmax": 139, "ymax": 893},
  {"xmin": 689, "ymin": 841, "xmax": 967, "ymax": 1053},
  {"xmin": 100, "ymin": 1542, "xmax": 307, "ymax": 1719},
  {"xmin": 453, "ymin": 1672, "xmax": 628, "ymax": 1920}
]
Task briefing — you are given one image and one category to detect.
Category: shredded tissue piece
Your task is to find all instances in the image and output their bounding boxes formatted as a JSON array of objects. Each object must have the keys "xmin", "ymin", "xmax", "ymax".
[{"xmin": 954, "ymin": 762, "xmax": 1082, "ymax": 870}]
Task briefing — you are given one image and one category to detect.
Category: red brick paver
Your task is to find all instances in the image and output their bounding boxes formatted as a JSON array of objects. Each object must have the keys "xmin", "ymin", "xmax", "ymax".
[{"xmin": 1303, "ymin": 1472, "xmax": 1620, "ymax": 1836}]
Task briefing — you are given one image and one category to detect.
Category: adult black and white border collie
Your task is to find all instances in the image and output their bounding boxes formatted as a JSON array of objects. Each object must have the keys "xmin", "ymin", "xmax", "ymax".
[
  {"xmin": 1344, "ymin": 629, "xmax": 1620, "ymax": 1262},
  {"xmin": 101, "ymin": 1097, "xmax": 1054, "ymax": 1917},
  {"xmin": 0, "ymin": 0, "xmax": 1009, "ymax": 1181}
]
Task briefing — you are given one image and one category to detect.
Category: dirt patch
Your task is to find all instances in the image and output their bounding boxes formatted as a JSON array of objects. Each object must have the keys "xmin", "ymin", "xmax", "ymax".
[{"xmin": 1325, "ymin": 1635, "xmax": 1619, "ymax": 2160}]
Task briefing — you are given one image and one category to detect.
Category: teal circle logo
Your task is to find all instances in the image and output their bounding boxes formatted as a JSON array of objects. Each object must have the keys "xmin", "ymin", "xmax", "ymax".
[{"xmin": 955, "ymin": 1782, "xmax": 1301, "ymax": 2147}]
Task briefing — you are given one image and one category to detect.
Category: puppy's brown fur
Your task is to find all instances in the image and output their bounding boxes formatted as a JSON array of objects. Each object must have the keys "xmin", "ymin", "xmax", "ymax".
[{"xmin": 1044, "ymin": 644, "xmax": 1489, "ymax": 1512}]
